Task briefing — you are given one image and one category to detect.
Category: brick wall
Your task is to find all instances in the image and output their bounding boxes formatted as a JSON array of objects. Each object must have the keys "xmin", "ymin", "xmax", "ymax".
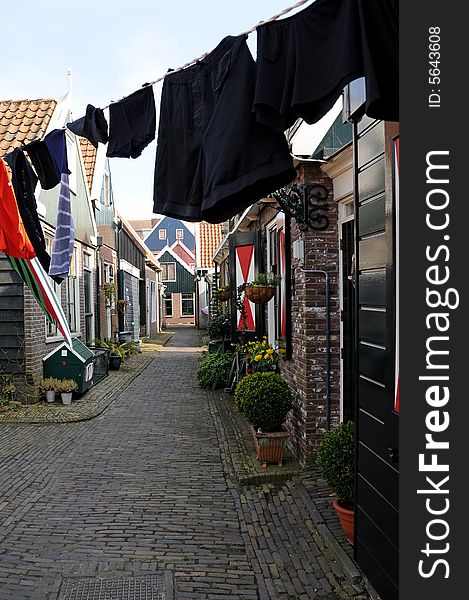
[
  {"xmin": 246, "ymin": 164, "xmax": 340, "ymax": 465},
  {"xmin": 282, "ymin": 163, "xmax": 340, "ymax": 464},
  {"xmin": 164, "ymin": 292, "xmax": 195, "ymax": 326}
]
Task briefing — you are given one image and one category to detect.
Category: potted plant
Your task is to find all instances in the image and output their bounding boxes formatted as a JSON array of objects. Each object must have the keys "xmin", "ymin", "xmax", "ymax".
[
  {"xmin": 241, "ymin": 336, "xmax": 279, "ymax": 374},
  {"xmin": 316, "ymin": 420, "xmax": 356, "ymax": 544},
  {"xmin": 196, "ymin": 352, "xmax": 235, "ymax": 390},
  {"xmin": 102, "ymin": 282, "xmax": 117, "ymax": 309},
  {"xmin": 40, "ymin": 377, "xmax": 60, "ymax": 403},
  {"xmin": 245, "ymin": 273, "xmax": 281, "ymax": 304},
  {"xmin": 217, "ymin": 285, "xmax": 231, "ymax": 302},
  {"xmin": 207, "ymin": 313, "xmax": 231, "ymax": 353},
  {"xmin": 57, "ymin": 378, "xmax": 78, "ymax": 405},
  {"xmin": 235, "ymin": 372, "xmax": 292, "ymax": 467},
  {"xmin": 93, "ymin": 339, "xmax": 128, "ymax": 370}
]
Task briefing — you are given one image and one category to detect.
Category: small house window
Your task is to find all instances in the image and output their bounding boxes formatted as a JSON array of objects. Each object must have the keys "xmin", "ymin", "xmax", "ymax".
[
  {"xmin": 45, "ymin": 237, "xmax": 60, "ymax": 338},
  {"xmin": 161, "ymin": 262, "xmax": 176, "ymax": 282},
  {"xmin": 164, "ymin": 292, "xmax": 173, "ymax": 317},
  {"xmin": 104, "ymin": 262, "xmax": 114, "ymax": 284},
  {"xmin": 181, "ymin": 293, "xmax": 194, "ymax": 316},
  {"xmin": 66, "ymin": 248, "xmax": 80, "ymax": 333},
  {"xmin": 159, "ymin": 229, "xmax": 167, "ymax": 240},
  {"xmin": 176, "ymin": 228, "xmax": 184, "ymax": 240}
]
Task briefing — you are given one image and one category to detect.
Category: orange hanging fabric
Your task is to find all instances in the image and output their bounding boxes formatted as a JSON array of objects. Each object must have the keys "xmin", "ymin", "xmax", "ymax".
[{"xmin": 0, "ymin": 159, "xmax": 36, "ymax": 259}]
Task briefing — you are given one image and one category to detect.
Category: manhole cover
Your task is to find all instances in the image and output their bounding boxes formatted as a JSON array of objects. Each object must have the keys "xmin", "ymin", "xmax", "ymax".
[{"xmin": 60, "ymin": 574, "xmax": 166, "ymax": 600}]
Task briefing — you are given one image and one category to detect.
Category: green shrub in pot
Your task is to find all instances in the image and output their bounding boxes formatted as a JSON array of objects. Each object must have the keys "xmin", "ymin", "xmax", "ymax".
[
  {"xmin": 234, "ymin": 372, "xmax": 293, "ymax": 431},
  {"xmin": 196, "ymin": 352, "xmax": 234, "ymax": 390},
  {"xmin": 316, "ymin": 420, "xmax": 355, "ymax": 508}
]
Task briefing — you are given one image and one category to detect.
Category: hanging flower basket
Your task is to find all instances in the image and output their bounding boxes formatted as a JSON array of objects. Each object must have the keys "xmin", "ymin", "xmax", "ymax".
[
  {"xmin": 217, "ymin": 290, "xmax": 231, "ymax": 302},
  {"xmin": 245, "ymin": 285, "xmax": 276, "ymax": 304}
]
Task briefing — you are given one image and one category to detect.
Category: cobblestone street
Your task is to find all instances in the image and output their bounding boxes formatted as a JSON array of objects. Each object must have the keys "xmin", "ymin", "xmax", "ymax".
[{"xmin": 0, "ymin": 328, "xmax": 367, "ymax": 599}]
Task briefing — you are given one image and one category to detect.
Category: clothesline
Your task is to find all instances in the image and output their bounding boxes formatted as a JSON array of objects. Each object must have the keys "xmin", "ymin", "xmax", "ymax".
[{"xmin": 102, "ymin": 0, "xmax": 313, "ymax": 110}]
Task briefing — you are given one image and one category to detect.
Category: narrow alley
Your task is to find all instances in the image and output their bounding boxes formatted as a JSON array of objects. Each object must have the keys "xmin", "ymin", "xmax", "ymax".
[{"xmin": 0, "ymin": 328, "xmax": 365, "ymax": 599}]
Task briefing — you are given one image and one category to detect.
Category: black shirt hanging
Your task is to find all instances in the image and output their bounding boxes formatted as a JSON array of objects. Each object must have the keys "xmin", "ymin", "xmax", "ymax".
[
  {"xmin": 5, "ymin": 148, "xmax": 63, "ymax": 284},
  {"xmin": 253, "ymin": 0, "xmax": 398, "ymax": 132}
]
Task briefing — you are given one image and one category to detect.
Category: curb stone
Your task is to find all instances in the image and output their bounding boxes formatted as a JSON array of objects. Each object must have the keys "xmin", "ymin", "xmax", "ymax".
[
  {"xmin": 207, "ymin": 388, "xmax": 304, "ymax": 486},
  {"xmin": 207, "ymin": 387, "xmax": 365, "ymax": 588},
  {"xmin": 294, "ymin": 476, "xmax": 363, "ymax": 584}
]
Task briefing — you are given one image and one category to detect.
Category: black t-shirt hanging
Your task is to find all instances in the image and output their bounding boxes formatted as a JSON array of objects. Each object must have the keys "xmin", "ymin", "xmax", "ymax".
[
  {"xmin": 254, "ymin": 0, "xmax": 398, "ymax": 132},
  {"xmin": 5, "ymin": 148, "xmax": 63, "ymax": 284}
]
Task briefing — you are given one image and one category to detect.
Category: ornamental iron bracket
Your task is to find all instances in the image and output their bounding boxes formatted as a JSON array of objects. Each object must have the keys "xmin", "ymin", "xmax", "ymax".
[{"xmin": 272, "ymin": 184, "xmax": 330, "ymax": 231}]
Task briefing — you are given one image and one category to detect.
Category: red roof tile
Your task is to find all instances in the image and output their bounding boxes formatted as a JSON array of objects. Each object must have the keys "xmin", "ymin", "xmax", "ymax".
[
  {"xmin": 79, "ymin": 138, "xmax": 97, "ymax": 192},
  {"xmin": 199, "ymin": 221, "xmax": 223, "ymax": 268},
  {"xmin": 128, "ymin": 218, "xmax": 161, "ymax": 237},
  {"xmin": 0, "ymin": 99, "xmax": 56, "ymax": 156}
]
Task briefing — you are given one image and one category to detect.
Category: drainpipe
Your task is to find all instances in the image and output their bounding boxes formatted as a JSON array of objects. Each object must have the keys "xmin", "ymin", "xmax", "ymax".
[
  {"xmin": 300, "ymin": 268, "xmax": 331, "ymax": 430},
  {"xmin": 95, "ymin": 248, "xmax": 101, "ymax": 340},
  {"xmin": 116, "ymin": 219, "xmax": 124, "ymax": 336}
]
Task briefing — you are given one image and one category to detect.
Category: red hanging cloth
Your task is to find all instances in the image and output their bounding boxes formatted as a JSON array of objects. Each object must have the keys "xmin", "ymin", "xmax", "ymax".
[{"xmin": 0, "ymin": 159, "xmax": 36, "ymax": 259}]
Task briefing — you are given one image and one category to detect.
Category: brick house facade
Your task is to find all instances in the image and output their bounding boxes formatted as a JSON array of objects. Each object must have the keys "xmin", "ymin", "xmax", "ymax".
[
  {"xmin": 0, "ymin": 97, "xmax": 160, "ymax": 402},
  {"xmin": 158, "ymin": 247, "xmax": 196, "ymax": 326},
  {"xmin": 219, "ymin": 162, "xmax": 342, "ymax": 465}
]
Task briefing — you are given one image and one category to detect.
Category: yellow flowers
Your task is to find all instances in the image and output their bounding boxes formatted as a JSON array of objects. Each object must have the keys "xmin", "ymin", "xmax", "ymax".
[{"xmin": 239, "ymin": 336, "xmax": 281, "ymax": 373}]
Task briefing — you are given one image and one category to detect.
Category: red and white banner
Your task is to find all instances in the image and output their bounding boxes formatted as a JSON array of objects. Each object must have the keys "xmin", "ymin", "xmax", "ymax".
[{"xmin": 235, "ymin": 244, "xmax": 256, "ymax": 331}]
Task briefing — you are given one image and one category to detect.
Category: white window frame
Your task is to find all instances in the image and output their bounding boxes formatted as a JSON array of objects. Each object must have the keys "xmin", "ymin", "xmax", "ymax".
[
  {"xmin": 180, "ymin": 292, "xmax": 194, "ymax": 317},
  {"xmin": 150, "ymin": 280, "xmax": 157, "ymax": 322},
  {"xmin": 45, "ymin": 236, "xmax": 60, "ymax": 339},
  {"xmin": 161, "ymin": 262, "xmax": 176, "ymax": 282},
  {"xmin": 66, "ymin": 247, "xmax": 80, "ymax": 334},
  {"xmin": 83, "ymin": 251, "xmax": 94, "ymax": 343},
  {"xmin": 159, "ymin": 229, "xmax": 167, "ymax": 240},
  {"xmin": 164, "ymin": 292, "xmax": 173, "ymax": 317},
  {"xmin": 338, "ymin": 196, "xmax": 355, "ymax": 422},
  {"xmin": 104, "ymin": 262, "xmax": 115, "ymax": 284},
  {"xmin": 176, "ymin": 228, "xmax": 184, "ymax": 240}
]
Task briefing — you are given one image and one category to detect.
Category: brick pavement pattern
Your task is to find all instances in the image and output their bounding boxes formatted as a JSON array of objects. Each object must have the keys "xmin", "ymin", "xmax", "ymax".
[{"xmin": 0, "ymin": 327, "xmax": 367, "ymax": 599}]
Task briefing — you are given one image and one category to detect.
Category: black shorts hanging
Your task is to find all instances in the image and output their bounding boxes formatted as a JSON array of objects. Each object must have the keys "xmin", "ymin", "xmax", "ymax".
[
  {"xmin": 254, "ymin": 0, "xmax": 398, "ymax": 133},
  {"xmin": 153, "ymin": 35, "xmax": 296, "ymax": 224},
  {"xmin": 107, "ymin": 87, "xmax": 156, "ymax": 159}
]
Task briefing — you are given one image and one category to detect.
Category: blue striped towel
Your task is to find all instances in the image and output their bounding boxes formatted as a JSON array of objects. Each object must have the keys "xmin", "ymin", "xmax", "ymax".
[{"xmin": 49, "ymin": 173, "xmax": 75, "ymax": 278}]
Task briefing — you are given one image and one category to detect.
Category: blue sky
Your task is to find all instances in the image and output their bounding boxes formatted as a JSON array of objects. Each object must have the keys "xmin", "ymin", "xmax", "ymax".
[{"xmin": 1, "ymin": 0, "xmax": 306, "ymax": 219}]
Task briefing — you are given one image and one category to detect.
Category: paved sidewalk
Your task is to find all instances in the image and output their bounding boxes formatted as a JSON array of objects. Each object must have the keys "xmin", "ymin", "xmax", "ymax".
[
  {"xmin": 0, "ymin": 327, "xmax": 367, "ymax": 599},
  {"xmin": 0, "ymin": 353, "xmax": 155, "ymax": 424}
]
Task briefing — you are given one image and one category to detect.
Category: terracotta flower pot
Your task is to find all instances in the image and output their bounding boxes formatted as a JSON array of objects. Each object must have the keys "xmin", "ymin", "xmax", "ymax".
[
  {"xmin": 245, "ymin": 285, "xmax": 276, "ymax": 304},
  {"xmin": 333, "ymin": 498, "xmax": 355, "ymax": 544},
  {"xmin": 252, "ymin": 426, "xmax": 291, "ymax": 467}
]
